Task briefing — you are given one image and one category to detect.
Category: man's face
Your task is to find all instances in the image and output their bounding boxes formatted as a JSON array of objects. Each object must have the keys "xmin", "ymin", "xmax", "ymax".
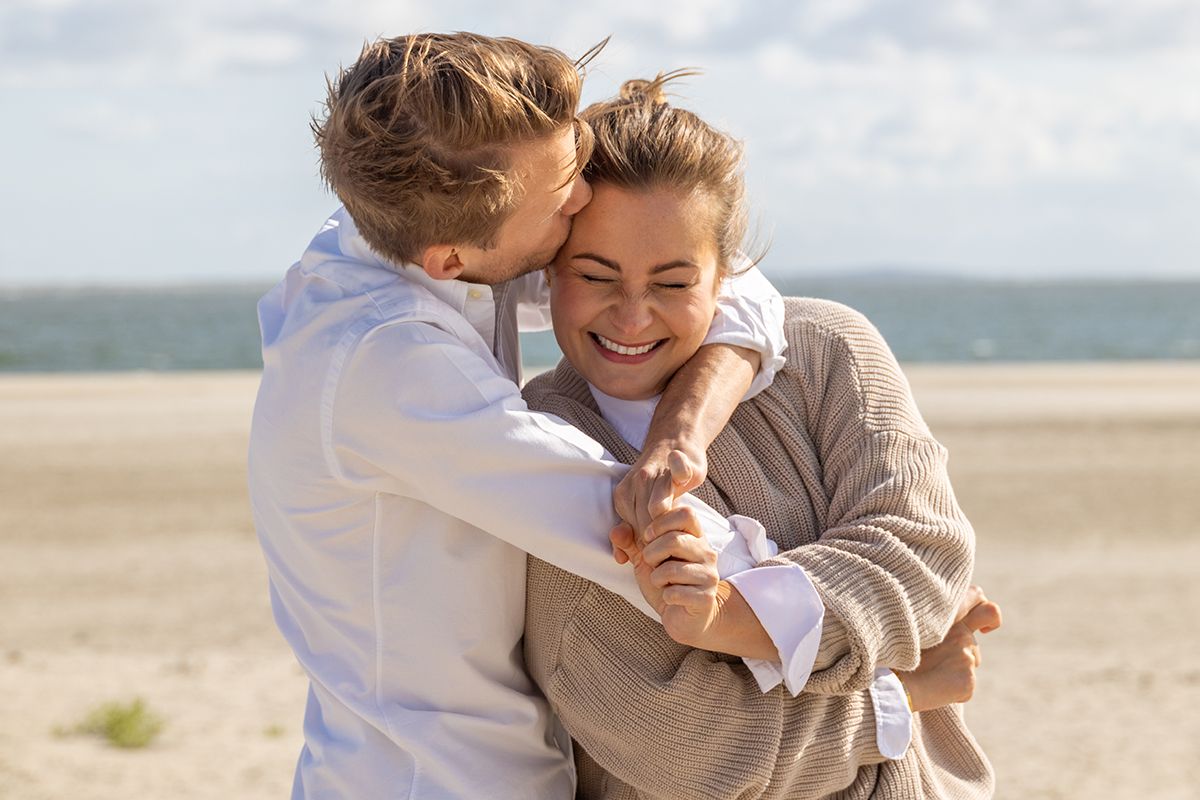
[{"xmin": 454, "ymin": 126, "xmax": 593, "ymax": 285}]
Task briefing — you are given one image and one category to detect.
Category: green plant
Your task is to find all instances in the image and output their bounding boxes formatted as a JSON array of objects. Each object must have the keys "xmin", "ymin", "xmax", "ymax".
[{"xmin": 74, "ymin": 698, "xmax": 164, "ymax": 749}]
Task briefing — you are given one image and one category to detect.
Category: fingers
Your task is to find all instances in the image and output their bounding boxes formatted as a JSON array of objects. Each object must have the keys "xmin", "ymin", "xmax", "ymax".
[
  {"xmin": 641, "ymin": 529, "xmax": 717, "ymax": 570},
  {"xmin": 661, "ymin": 583, "xmax": 718, "ymax": 612},
  {"xmin": 960, "ymin": 600, "xmax": 1003, "ymax": 634},
  {"xmin": 649, "ymin": 559, "xmax": 718, "ymax": 590},
  {"xmin": 645, "ymin": 470, "xmax": 676, "ymax": 527},
  {"xmin": 643, "ymin": 507, "xmax": 703, "ymax": 544},
  {"xmin": 668, "ymin": 449, "xmax": 702, "ymax": 494},
  {"xmin": 609, "ymin": 522, "xmax": 637, "ymax": 566}
]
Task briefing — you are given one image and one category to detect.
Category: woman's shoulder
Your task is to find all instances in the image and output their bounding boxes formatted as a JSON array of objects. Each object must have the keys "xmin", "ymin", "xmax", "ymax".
[
  {"xmin": 781, "ymin": 296, "xmax": 883, "ymax": 347},
  {"xmin": 778, "ymin": 297, "xmax": 897, "ymax": 376}
]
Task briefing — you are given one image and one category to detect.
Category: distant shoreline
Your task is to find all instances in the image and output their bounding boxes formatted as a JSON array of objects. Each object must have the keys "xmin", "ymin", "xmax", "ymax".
[{"xmin": 4, "ymin": 280, "xmax": 1198, "ymax": 370}]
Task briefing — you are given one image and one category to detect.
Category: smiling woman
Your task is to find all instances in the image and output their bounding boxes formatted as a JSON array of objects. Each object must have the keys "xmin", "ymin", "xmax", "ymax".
[{"xmin": 522, "ymin": 73, "xmax": 995, "ymax": 799}]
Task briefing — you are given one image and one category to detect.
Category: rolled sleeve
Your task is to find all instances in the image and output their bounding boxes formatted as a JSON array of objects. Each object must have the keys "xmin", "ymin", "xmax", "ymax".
[
  {"xmin": 704, "ymin": 262, "xmax": 787, "ymax": 400},
  {"xmin": 869, "ymin": 668, "xmax": 914, "ymax": 759},
  {"xmin": 713, "ymin": 514, "xmax": 825, "ymax": 696},
  {"xmin": 727, "ymin": 564, "xmax": 824, "ymax": 696}
]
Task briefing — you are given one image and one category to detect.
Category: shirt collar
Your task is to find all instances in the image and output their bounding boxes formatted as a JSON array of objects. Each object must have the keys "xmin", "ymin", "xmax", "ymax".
[{"xmin": 332, "ymin": 206, "xmax": 496, "ymax": 315}]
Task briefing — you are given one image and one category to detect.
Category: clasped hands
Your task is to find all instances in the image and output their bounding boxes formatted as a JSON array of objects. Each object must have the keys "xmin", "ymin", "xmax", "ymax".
[
  {"xmin": 611, "ymin": 444, "xmax": 721, "ymax": 649},
  {"xmin": 612, "ymin": 446, "xmax": 1003, "ymax": 711}
]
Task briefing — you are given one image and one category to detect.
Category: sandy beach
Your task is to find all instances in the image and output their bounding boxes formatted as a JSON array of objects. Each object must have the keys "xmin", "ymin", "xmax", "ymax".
[{"xmin": 1, "ymin": 363, "xmax": 1198, "ymax": 799}]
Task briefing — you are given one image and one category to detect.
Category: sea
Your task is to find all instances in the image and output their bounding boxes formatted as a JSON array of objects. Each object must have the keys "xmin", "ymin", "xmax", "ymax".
[{"xmin": 2, "ymin": 275, "xmax": 1198, "ymax": 374}]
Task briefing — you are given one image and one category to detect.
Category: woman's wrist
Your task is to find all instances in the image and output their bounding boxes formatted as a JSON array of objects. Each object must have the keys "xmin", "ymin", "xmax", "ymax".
[{"xmin": 679, "ymin": 581, "xmax": 779, "ymax": 660}]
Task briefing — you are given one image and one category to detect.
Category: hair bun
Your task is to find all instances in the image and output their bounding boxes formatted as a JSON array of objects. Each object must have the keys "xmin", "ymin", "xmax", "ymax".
[{"xmin": 619, "ymin": 78, "xmax": 668, "ymax": 106}]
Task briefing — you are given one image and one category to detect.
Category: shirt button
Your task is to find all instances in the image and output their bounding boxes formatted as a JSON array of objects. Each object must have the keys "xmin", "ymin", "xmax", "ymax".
[{"xmin": 468, "ymin": 289, "xmax": 482, "ymax": 300}]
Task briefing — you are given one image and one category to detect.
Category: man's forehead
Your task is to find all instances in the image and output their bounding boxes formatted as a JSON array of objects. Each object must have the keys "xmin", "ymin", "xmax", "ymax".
[{"xmin": 512, "ymin": 128, "xmax": 577, "ymax": 179}]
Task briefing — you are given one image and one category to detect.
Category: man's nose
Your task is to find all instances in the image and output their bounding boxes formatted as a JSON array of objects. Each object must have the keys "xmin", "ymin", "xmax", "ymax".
[{"xmin": 562, "ymin": 175, "xmax": 592, "ymax": 217}]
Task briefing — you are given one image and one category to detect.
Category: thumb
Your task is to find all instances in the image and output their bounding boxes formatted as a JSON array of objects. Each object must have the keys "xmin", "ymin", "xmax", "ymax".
[
  {"xmin": 961, "ymin": 600, "xmax": 1003, "ymax": 634},
  {"xmin": 668, "ymin": 450, "xmax": 698, "ymax": 494},
  {"xmin": 609, "ymin": 522, "xmax": 637, "ymax": 566}
]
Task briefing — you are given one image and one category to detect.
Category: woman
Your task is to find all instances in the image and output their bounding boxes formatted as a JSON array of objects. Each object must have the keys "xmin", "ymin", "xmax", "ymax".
[{"xmin": 522, "ymin": 74, "xmax": 998, "ymax": 799}]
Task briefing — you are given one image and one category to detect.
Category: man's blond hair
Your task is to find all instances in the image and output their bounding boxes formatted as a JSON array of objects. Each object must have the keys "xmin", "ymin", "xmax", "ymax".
[{"xmin": 314, "ymin": 32, "xmax": 599, "ymax": 265}]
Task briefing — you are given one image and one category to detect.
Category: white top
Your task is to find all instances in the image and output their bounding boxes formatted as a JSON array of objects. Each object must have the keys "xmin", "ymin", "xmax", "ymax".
[
  {"xmin": 589, "ymin": 387, "xmax": 913, "ymax": 759},
  {"xmin": 249, "ymin": 207, "xmax": 791, "ymax": 799}
]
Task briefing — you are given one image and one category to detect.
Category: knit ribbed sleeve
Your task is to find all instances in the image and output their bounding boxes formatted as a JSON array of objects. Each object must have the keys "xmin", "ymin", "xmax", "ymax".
[{"xmin": 764, "ymin": 298, "xmax": 975, "ymax": 692}]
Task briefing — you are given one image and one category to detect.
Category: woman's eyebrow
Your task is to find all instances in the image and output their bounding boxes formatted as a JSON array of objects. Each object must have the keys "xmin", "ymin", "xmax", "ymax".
[
  {"xmin": 650, "ymin": 260, "xmax": 699, "ymax": 274},
  {"xmin": 571, "ymin": 252, "xmax": 621, "ymax": 271}
]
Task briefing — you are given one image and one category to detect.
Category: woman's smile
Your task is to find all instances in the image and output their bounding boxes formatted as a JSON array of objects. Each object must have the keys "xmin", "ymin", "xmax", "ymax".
[{"xmin": 589, "ymin": 332, "xmax": 668, "ymax": 362}]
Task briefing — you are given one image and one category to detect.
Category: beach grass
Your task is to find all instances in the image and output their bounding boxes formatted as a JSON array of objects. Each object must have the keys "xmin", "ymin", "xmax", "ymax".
[{"xmin": 69, "ymin": 698, "xmax": 164, "ymax": 749}]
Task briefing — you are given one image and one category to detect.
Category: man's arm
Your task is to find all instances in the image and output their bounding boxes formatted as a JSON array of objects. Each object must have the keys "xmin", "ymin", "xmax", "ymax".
[
  {"xmin": 328, "ymin": 319, "xmax": 752, "ymax": 619},
  {"xmin": 616, "ymin": 344, "xmax": 758, "ymax": 535}
]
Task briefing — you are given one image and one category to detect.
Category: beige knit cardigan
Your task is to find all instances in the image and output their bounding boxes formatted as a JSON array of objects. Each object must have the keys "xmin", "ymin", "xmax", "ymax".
[{"xmin": 521, "ymin": 298, "xmax": 993, "ymax": 799}]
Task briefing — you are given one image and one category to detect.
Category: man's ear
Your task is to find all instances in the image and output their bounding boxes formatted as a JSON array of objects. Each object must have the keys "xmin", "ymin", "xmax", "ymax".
[{"xmin": 421, "ymin": 245, "xmax": 465, "ymax": 281}]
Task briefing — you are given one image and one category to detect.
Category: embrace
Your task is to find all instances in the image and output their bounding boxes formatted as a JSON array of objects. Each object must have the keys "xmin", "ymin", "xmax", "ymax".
[{"xmin": 249, "ymin": 32, "xmax": 1002, "ymax": 799}]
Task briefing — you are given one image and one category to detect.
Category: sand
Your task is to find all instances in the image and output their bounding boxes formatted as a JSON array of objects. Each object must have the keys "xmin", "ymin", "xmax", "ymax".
[{"xmin": 1, "ymin": 364, "xmax": 1198, "ymax": 799}]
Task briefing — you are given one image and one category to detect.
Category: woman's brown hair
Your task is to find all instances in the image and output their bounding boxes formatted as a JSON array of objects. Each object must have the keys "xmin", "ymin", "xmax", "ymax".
[{"xmin": 580, "ymin": 71, "xmax": 759, "ymax": 273}]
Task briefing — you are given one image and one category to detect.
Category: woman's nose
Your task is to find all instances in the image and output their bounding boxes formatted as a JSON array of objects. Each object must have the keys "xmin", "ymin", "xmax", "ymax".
[{"xmin": 609, "ymin": 294, "xmax": 653, "ymax": 336}]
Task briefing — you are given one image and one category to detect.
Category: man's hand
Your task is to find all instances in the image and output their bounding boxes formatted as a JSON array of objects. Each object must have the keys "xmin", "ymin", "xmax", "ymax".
[
  {"xmin": 895, "ymin": 585, "xmax": 1003, "ymax": 712},
  {"xmin": 614, "ymin": 446, "xmax": 706, "ymax": 541}
]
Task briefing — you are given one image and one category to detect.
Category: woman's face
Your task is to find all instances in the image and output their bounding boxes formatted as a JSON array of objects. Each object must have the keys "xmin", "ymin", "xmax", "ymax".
[{"xmin": 549, "ymin": 182, "xmax": 722, "ymax": 401}]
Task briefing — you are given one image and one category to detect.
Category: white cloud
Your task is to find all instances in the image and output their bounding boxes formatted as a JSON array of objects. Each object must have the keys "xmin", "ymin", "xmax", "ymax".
[
  {"xmin": 56, "ymin": 99, "xmax": 162, "ymax": 142},
  {"xmin": 1, "ymin": 0, "xmax": 1198, "ymax": 279}
]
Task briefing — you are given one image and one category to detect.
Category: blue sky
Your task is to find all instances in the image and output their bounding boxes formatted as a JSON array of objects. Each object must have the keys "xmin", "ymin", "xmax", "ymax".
[{"xmin": 2, "ymin": 0, "xmax": 1198, "ymax": 284}]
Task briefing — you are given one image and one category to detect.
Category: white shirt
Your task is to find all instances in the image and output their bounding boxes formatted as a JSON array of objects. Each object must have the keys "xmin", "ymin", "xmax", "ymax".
[
  {"xmin": 249, "ymin": 208, "xmax": 792, "ymax": 799},
  {"xmin": 590, "ymin": 388, "xmax": 914, "ymax": 760}
]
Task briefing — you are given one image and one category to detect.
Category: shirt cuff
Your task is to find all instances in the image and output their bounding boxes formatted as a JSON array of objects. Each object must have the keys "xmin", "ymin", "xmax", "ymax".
[
  {"xmin": 725, "ymin": 560, "xmax": 824, "ymax": 697},
  {"xmin": 704, "ymin": 262, "xmax": 787, "ymax": 402},
  {"xmin": 869, "ymin": 668, "xmax": 914, "ymax": 760}
]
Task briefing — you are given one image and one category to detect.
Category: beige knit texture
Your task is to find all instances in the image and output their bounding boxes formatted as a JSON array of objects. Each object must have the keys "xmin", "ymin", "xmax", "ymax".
[{"xmin": 522, "ymin": 298, "xmax": 993, "ymax": 799}]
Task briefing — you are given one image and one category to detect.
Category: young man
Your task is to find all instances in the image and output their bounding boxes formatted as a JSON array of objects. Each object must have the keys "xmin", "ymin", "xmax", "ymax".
[{"xmin": 249, "ymin": 33, "xmax": 806, "ymax": 799}]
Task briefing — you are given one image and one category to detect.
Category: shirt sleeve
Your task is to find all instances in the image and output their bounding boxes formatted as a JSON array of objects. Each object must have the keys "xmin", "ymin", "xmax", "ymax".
[
  {"xmin": 524, "ymin": 554, "xmax": 894, "ymax": 799},
  {"xmin": 326, "ymin": 319, "xmax": 738, "ymax": 620},
  {"xmin": 869, "ymin": 668, "xmax": 914, "ymax": 760},
  {"xmin": 705, "ymin": 260, "xmax": 787, "ymax": 400},
  {"xmin": 713, "ymin": 515, "xmax": 825, "ymax": 697}
]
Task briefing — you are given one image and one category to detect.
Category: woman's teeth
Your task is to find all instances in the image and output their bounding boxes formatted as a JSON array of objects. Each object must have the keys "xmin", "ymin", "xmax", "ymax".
[{"xmin": 594, "ymin": 333, "xmax": 659, "ymax": 356}]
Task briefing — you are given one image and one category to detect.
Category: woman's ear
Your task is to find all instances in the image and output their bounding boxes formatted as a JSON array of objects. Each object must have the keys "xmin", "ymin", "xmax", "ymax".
[{"xmin": 421, "ymin": 245, "xmax": 465, "ymax": 281}]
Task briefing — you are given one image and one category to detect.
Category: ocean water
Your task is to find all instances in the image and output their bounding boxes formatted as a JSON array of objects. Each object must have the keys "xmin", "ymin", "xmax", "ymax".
[{"xmin": 1, "ymin": 277, "xmax": 1198, "ymax": 374}]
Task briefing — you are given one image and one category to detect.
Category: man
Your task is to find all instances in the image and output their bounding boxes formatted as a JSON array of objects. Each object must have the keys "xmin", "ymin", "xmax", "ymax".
[{"xmin": 249, "ymin": 33, "xmax": 810, "ymax": 799}]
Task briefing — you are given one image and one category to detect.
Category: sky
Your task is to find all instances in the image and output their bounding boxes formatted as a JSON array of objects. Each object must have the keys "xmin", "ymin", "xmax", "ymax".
[{"xmin": 1, "ymin": 0, "xmax": 1198, "ymax": 285}]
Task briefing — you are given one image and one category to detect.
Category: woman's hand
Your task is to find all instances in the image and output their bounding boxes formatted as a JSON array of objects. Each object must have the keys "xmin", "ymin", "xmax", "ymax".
[
  {"xmin": 895, "ymin": 585, "xmax": 1003, "ymax": 712},
  {"xmin": 611, "ymin": 506, "xmax": 723, "ymax": 645}
]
